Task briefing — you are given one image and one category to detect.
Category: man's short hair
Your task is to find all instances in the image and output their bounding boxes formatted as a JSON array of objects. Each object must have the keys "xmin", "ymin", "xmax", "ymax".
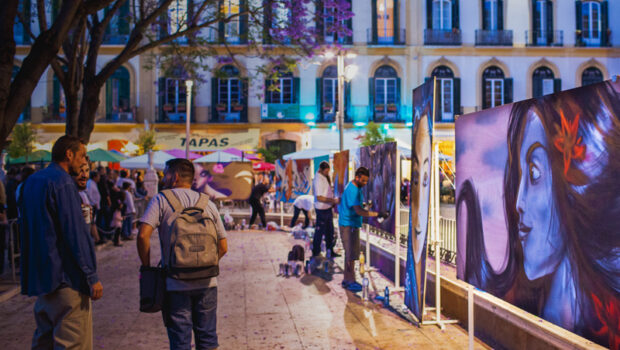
[
  {"xmin": 90, "ymin": 171, "xmax": 99, "ymax": 179},
  {"xmin": 319, "ymin": 161, "xmax": 330, "ymax": 171},
  {"xmin": 355, "ymin": 166, "xmax": 370, "ymax": 178},
  {"xmin": 165, "ymin": 158, "xmax": 195, "ymax": 183},
  {"xmin": 51, "ymin": 135, "xmax": 84, "ymax": 163},
  {"xmin": 122, "ymin": 182, "xmax": 131, "ymax": 190},
  {"xmin": 120, "ymin": 170, "xmax": 128, "ymax": 178}
]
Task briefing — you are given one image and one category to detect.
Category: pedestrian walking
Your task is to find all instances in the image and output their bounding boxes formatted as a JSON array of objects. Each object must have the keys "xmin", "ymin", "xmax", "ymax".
[
  {"xmin": 312, "ymin": 161, "xmax": 340, "ymax": 258},
  {"xmin": 137, "ymin": 158, "xmax": 227, "ymax": 350},
  {"xmin": 19, "ymin": 135, "xmax": 103, "ymax": 350}
]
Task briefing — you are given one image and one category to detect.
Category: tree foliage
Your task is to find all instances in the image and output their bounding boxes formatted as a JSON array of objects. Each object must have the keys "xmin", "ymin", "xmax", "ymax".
[
  {"xmin": 136, "ymin": 126, "xmax": 156, "ymax": 155},
  {"xmin": 6, "ymin": 122, "xmax": 37, "ymax": 160},
  {"xmin": 360, "ymin": 122, "xmax": 395, "ymax": 147},
  {"xmin": 257, "ymin": 145, "xmax": 280, "ymax": 164}
]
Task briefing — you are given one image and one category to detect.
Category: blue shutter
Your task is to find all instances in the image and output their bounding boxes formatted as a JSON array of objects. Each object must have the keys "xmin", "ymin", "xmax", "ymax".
[
  {"xmin": 531, "ymin": 0, "xmax": 538, "ymax": 45},
  {"xmin": 371, "ymin": 0, "xmax": 378, "ymax": 43},
  {"xmin": 241, "ymin": 78, "xmax": 249, "ymax": 122},
  {"xmin": 453, "ymin": 77, "xmax": 461, "ymax": 118},
  {"xmin": 265, "ymin": 79, "xmax": 272, "ymax": 104},
  {"xmin": 293, "ymin": 77, "xmax": 300, "ymax": 104},
  {"xmin": 575, "ymin": 1, "xmax": 583, "ymax": 46},
  {"xmin": 263, "ymin": 0, "xmax": 272, "ymax": 44},
  {"xmin": 368, "ymin": 78, "xmax": 375, "ymax": 122},
  {"xmin": 427, "ymin": 0, "xmax": 433, "ymax": 29},
  {"xmin": 218, "ymin": 0, "xmax": 225, "ymax": 43},
  {"xmin": 316, "ymin": 0, "xmax": 324, "ymax": 43},
  {"xmin": 316, "ymin": 78, "xmax": 322, "ymax": 121},
  {"xmin": 533, "ymin": 76, "xmax": 542, "ymax": 98},
  {"xmin": 434, "ymin": 78, "xmax": 441, "ymax": 122},
  {"xmin": 601, "ymin": 1, "xmax": 609, "ymax": 46},
  {"xmin": 481, "ymin": 75, "xmax": 488, "ymax": 109},
  {"xmin": 211, "ymin": 78, "xmax": 218, "ymax": 122},
  {"xmin": 498, "ymin": 0, "xmax": 504, "ymax": 30},
  {"xmin": 452, "ymin": 0, "xmax": 459, "ymax": 30},
  {"xmin": 345, "ymin": 81, "xmax": 351, "ymax": 122},
  {"xmin": 159, "ymin": 77, "xmax": 167, "ymax": 122},
  {"xmin": 394, "ymin": 0, "xmax": 400, "ymax": 43},
  {"xmin": 482, "ymin": 0, "xmax": 489, "ymax": 30},
  {"xmin": 240, "ymin": 0, "xmax": 248, "ymax": 44},
  {"xmin": 396, "ymin": 77, "xmax": 402, "ymax": 121},
  {"xmin": 504, "ymin": 78, "xmax": 513, "ymax": 104},
  {"xmin": 546, "ymin": 0, "xmax": 553, "ymax": 44},
  {"xmin": 553, "ymin": 78, "xmax": 561, "ymax": 93}
]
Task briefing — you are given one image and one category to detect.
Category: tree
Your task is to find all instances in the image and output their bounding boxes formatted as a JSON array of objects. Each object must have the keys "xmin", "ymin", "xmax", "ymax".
[
  {"xmin": 6, "ymin": 122, "xmax": 37, "ymax": 162},
  {"xmin": 136, "ymin": 125, "xmax": 156, "ymax": 155},
  {"xmin": 257, "ymin": 145, "xmax": 280, "ymax": 163},
  {"xmin": 8, "ymin": 0, "xmax": 354, "ymax": 145},
  {"xmin": 0, "ymin": 0, "xmax": 113, "ymax": 151},
  {"xmin": 360, "ymin": 122, "xmax": 394, "ymax": 147}
]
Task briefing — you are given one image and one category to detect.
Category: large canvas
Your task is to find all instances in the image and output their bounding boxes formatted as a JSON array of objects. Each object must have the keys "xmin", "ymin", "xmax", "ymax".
[
  {"xmin": 404, "ymin": 79, "xmax": 434, "ymax": 320},
  {"xmin": 193, "ymin": 162, "xmax": 254, "ymax": 200},
  {"xmin": 456, "ymin": 80, "xmax": 620, "ymax": 348},
  {"xmin": 275, "ymin": 158, "xmax": 312, "ymax": 202},
  {"xmin": 332, "ymin": 150, "xmax": 349, "ymax": 200},
  {"xmin": 357, "ymin": 142, "xmax": 397, "ymax": 234}
]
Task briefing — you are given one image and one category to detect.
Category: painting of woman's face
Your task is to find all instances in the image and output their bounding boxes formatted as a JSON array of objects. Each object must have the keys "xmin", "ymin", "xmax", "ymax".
[
  {"xmin": 516, "ymin": 112, "xmax": 565, "ymax": 280},
  {"xmin": 411, "ymin": 113, "xmax": 431, "ymax": 262}
]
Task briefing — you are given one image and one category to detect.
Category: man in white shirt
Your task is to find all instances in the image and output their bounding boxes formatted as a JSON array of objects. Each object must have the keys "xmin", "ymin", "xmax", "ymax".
[
  {"xmin": 121, "ymin": 182, "xmax": 136, "ymax": 240},
  {"xmin": 312, "ymin": 161, "xmax": 340, "ymax": 258},
  {"xmin": 116, "ymin": 170, "xmax": 136, "ymax": 191},
  {"xmin": 290, "ymin": 194, "xmax": 313, "ymax": 228}
]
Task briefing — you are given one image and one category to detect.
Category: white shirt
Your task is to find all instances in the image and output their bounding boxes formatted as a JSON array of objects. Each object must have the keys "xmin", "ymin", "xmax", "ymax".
[
  {"xmin": 123, "ymin": 190, "xmax": 136, "ymax": 215},
  {"xmin": 79, "ymin": 190, "xmax": 91, "ymax": 206},
  {"xmin": 116, "ymin": 177, "xmax": 136, "ymax": 191},
  {"xmin": 313, "ymin": 171, "xmax": 334, "ymax": 210},
  {"xmin": 86, "ymin": 179, "xmax": 101, "ymax": 209},
  {"xmin": 293, "ymin": 195, "xmax": 314, "ymax": 211}
]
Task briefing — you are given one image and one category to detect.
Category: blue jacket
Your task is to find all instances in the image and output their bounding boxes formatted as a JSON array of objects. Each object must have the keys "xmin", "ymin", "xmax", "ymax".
[{"xmin": 19, "ymin": 163, "xmax": 98, "ymax": 296}]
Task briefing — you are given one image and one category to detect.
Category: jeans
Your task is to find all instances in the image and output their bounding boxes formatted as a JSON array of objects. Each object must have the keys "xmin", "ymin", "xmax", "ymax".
[
  {"xmin": 162, "ymin": 287, "xmax": 218, "ymax": 350},
  {"xmin": 122, "ymin": 213, "xmax": 134, "ymax": 238},
  {"xmin": 248, "ymin": 198, "xmax": 266, "ymax": 227},
  {"xmin": 290, "ymin": 206, "xmax": 309, "ymax": 228},
  {"xmin": 312, "ymin": 209, "xmax": 334, "ymax": 257}
]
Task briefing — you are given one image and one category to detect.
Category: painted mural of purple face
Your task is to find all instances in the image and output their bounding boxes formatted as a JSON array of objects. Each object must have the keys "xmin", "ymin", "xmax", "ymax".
[
  {"xmin": 516, "ymin": 111, "xmax": 565, "ymax": 281},
  {"xmin": 411, "ymin": 113, "xmax": 431, "ymax": 262}
]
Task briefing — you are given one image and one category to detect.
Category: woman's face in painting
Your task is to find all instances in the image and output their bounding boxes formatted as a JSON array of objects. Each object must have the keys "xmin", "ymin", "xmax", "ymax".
[
  {"xmin": 411, "ymin": 113, "xmax": 431, "ymax": 262},
  {"xmin": 516, "ymin": 112, "xmax": 565, "ymax": 280}
]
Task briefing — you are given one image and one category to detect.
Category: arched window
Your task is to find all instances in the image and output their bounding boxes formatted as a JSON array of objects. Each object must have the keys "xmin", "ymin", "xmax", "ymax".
[
  {"xmin": 371, "ymin": 65, "xmax": 400, "ymax": 122},
  {"xmin": 106, "ymin": 66, "xmax": 131, "ymax": 121},
  {"xmin": 320, "ymin": 66, "xmax": 338, "ymax": 122},
  {"xmin": 212, "ymin": 65, "xmax": 247, "ymax": 122},
  {"xmin": 482, "ymin": 66, "xmax": 512, "ymax": 109},
  {"xmin": 431, "ymin": 66, "xmax": 459, "ymax": 122},
  {"xmin": 581, "ymin": 67, "xmax": 603, "ymax": 86},
  {"xmin": 433, "ymin": 0, "xmax": 452, "ymax": 30},
  {"xmin": 532, "ymin": 66, "xmax": 558, "ymax": 98}
]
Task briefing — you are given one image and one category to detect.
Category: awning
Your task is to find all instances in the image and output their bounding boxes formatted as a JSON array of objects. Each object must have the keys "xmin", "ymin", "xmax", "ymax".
[{"xmin": 119, "ymin": 151, "xmax": 174, "ymax": 170}]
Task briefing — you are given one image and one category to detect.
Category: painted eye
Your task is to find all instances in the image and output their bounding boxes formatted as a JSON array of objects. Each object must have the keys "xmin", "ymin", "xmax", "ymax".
[
  {"xmin": 413, "ymin": 170, "xmax": 419, "ymax": 186},
  {"xmin": 529, "ymin": 163, "xmax": 541, "ymax": 182},
  {"xmin": 423, "ymin": 172, "xmax": 429, "ymax": 187}
]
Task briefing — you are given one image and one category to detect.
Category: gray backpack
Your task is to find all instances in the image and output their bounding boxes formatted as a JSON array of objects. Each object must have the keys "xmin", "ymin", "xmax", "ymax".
[{"xmin": 161, "ymin": 190, "xmax": 219, "ymax": 280}]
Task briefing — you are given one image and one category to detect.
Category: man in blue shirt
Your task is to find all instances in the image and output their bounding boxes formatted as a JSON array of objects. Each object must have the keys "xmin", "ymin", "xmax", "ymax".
[
  {"xmin": 338, "ymin": 167, "xmax": 387, "ymax": 291},
  {"xmin": 20, "ymin": 135, "xmax": 103, "ymax": 349}
]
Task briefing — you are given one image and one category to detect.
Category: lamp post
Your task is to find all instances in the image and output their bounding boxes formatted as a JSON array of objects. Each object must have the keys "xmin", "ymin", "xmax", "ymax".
[
  {"xmin": 326, "ymin": 51, "xmax": 357, "ymax": 151},
  {"xmin": 185, "ymin": 80, "xmax": 194, "ymax": 159}
]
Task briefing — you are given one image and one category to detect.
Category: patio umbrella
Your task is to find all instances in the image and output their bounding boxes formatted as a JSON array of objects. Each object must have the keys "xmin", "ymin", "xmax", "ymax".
[
  {"xmin": 164, "ymin": 149, "xmax": 202, "ymax": 160},
  {"xmin": 252, "ymin": 161, "xmax": 275, "ymax": 172},
  {"xmin": 119, "ymin": 151, "xmax": 174, "ymax": 170},
  {"xmin": 87, "ymin": 148, "xmax": 127, "ymax": 162},
  {"xmin": 221, "ymin": 147, "xmax": 260, "ymax": 160},
  {"xmin": 193, "ymin": 150, "xmax": 250, "ymax": 163},
  {"xmin": 6, "ymin": 150, "xmax": 52, "ymax": 164},
  {"xmin": 282, "ymin": 148, "xmax": 331, "ymax": 160}
]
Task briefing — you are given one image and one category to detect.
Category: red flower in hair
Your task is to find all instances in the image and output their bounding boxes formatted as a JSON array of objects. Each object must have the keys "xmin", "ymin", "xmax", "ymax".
[
  {"xmin": 553, "ymin": 112, "xmax": 586, "ymax": 178},
  {"xmin": 591, "ymin": 293, "xmax": 620, "ymax": 349}
]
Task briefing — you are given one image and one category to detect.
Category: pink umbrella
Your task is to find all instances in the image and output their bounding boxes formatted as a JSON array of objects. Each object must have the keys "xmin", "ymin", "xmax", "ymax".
[
  {"xmin": 164, "ymin": 149, "xmax": 202, "ymax": 160},
  {"xmin": 252, "ymin": 161, "xmax": 275, "ymax": 172},
  {"xmin": 222, "ymin": 147, "xmax": 260, "ymax": 160}
]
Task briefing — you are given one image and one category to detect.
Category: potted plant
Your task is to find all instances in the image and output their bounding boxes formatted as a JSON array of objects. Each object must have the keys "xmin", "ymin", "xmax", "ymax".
[
  {"xmin": 387, "ymin": 103, "xmax": 397, "ymax": 112},
  {"xmin": 216, "ymin": 103, "xmax": 227, "ymax": 112},
  {"xmin": 232, "ymin": 102, "xmax": 244, "ymax": 111},
  {"xmin": 374, "ymin": 104, "xmax": 384, "ymax": 112},
  {"xmin": 323, "ymin": 102, "xmax": 333, "ymax": 112},
  {"xmin": 177, "ymin": 103, "xmax": 186, "ymax": 112},
  {"xmin": 163, "ymin": 104, "xmax": 173, "ymax": 112}
]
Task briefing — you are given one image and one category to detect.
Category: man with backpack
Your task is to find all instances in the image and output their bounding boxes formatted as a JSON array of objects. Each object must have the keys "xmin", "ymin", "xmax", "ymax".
[{"xmin": 137, "ymin": 158, "xmax": 227, "ymax": 350}]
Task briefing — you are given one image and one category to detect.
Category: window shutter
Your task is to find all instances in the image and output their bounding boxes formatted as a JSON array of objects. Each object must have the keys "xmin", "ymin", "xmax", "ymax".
[
  {"xmin": 452, "ymin": 0, "xmax": 459, "ymax": 30},
  {"xmin": 434, "ymin": 78, "xmax": 441, "ymax": 122},
  {"xmin": 120, "ymin": 75, "xmax": 130, "ymax": 109},
  {"xmin": 159, "ymin": 77, "xmax": 167, "ymax": 121},
  {"xmin": 346, "ymin": 15, "xmax": 353, "ymax": 44},
  {"xmin": 105, "ymin": 80, "xmax": 113, "ymax": 117},
  {"xmin": 498, "ymin": 0, "xmax": 504, "ymax": 30},
  {"xmin": 368, "ymin": 78, "xmax": 375, "ymax": 121},
  {"xmin": 504, "ymin": 78, "xmax": 513, "ymax": 104},
  {"xmin": 482, "ymin": 0, "xmax": 489, "ymax": 30},
  {"xmin": 546, "ymin": 0, "xmax": 553, "ymax": 44},
  {"xmin": 396, "ymin": 77, "xmax": 402, "ymax": 120},
  {"xmin": 371, "ymin": 0, "xmax": 378, "ymax": 43},
  {"xmin": 481, "ymin": 76, "xmax": 488, "ymax": 109},
  {"xmin": 293, "ymin": 77, "xmax": 300, "ymax": 104},
  {"xmin": 209, "ymin": 78, "xmax": 217, "ymax": 121},
  {"xmin": 575, "ymin": 1, "xmax": 583, "ymax": 46},
  {"xmin": 531, "ymin": 0, "xmax": 538, "ymax": 44},
  {"xmin": 218, "ymin": 0, "xmax": 225, "ymax": 43},
  {"xmin": 532, "ymin": 76, "xmax": 542, "ymax": 98},
  {"xmin": 345, "ymin": 81, "xmax": 351, "ymax": 122},
  {"xmin": 425, "ymin": 77, "xmax": 430, "ymax": 83},
  {"xmin": 394, "ymin": 0, "xmax": 400, "ymax": 43},
  {"xmin": 427, "ymin": 0, "xmax": 433, "ymax": 29},
  {"xmin": 119, "ymin": 2, "xmax": 130, "ymax": 36},
  {"xmin": 553, "ymin": 78, "xmax": 561, "ymax": 93},
  {"xmin": 601, "ymin": 1, "xmax": 609, "ymax": 46},
  {"xmin": 316, "ymin": 0, "xmax": 324, "ymax": 43},
  {"xmin": 316, "ymin": 78, "xmax": 322, "ymax": 120},
  {"xmin": 453, "ymin": 78, "xmax": 461, "ymax": 118},
  {"xmin": 240, "ymin": 0, "xmax": 248, "ymax": 44},
  {"xmin": 263, "ymin": 0, "xmax": 272, "ymax": 44},
  {"xmin": 241, "ymin": 78, "xmax": 249, "ymax": 122},
  {"xmin": 265, "ymin": 79, "xmax": 272, "ymax": 104}
]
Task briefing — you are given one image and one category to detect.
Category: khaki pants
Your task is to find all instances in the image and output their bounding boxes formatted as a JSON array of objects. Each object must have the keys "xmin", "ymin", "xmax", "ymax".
[{"xmin": 32, "ymin": 287, "xmax": 93, "ymax": 350}]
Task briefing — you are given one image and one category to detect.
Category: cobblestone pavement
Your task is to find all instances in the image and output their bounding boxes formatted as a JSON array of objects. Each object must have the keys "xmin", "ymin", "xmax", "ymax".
[{"xmin": 0, "ymin": 229, "xmax": 488, "ymax": 350}]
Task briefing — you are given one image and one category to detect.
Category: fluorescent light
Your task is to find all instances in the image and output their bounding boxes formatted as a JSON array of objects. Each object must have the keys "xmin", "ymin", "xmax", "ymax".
[{"xmin": 354, "ymin": 122, "xmax": 367, "ymax": 127}]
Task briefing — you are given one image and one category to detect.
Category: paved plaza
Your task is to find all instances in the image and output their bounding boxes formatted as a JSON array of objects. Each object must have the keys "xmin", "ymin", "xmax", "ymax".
[{"xmin": 0, "ymin": 229, "xmax": 487, "ymax": 349}]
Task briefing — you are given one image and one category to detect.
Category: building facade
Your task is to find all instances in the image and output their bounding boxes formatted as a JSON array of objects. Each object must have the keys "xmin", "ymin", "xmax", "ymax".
[{"xmin": 13, "ymin": 0, "xmax": 620, "ymax": 152}]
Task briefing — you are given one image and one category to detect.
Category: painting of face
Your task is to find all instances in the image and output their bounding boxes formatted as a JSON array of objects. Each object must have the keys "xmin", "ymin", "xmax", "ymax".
[
  {"xmin": 193, "ymin": 162, "xmax": 253, "ymax": 200},
  {"xmin": 333, "ymin": 150, "xmax": 349, "ymax": 200},
  {"xmin": 516, "ymin": 112, "xmax": 564, "ymax": 280},
  {"xmin": 275, "ymin": 159, "xmax": 312, "ymax": 203},
  {"xmin": 411, "ymin": 112, "xmax": 431, "ymax": 262}
]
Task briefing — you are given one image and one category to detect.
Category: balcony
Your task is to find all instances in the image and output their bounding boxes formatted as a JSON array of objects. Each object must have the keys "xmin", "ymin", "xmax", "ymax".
[
  {"xmin": 424, "ymin": 29, "xmax": 462, "ymax": 46},
  {"xmin": 103, "ymin": 33, "xmax": 130, "ymax": 45},
  {"xmin": 367, "ymin": 28, "xmax": 406, "ymax": 46},
  {"xmin": 475, "ymin": 30, "xmax": 513, "ymax": 46},
  {"xmin": 211, "ymin": 103, "xmax": 247, "ymax": 123},
  {"xmin": 261, "ymin": 103, "xmax": 301, "ymax": 122},
  {"xmin": 373, "ymin": 104, "xmax": 403, "ymax": 123},
  {"xmin": 525, "ymin": 30, "xmax": 564, "ymax": 47},
  {"xmin": 106, "ymin": 112, "xmax": 134, "ymax": 122}
]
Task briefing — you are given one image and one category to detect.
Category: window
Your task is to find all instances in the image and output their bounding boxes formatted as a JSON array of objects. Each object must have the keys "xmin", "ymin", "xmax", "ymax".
[
  {"xmin": 212, "ymin": 65, "xmax": 246, "ymax": 122},
  {"xmin": 52, "ymin": 75, "xmax": 67, "ymax": 122},
  {"xmin": 483, "ymin": 0, "xmax": 498, "ymax": 30},
  {"xmin": 320, "ymin": 66, "xmax": 339, "ymax": 122},
  {"xmin": 222, "ymin": 0, "xmax": 240, "ymax": 43},
  {"xmin": 15, "ymin": 0, "xmax": 30, "ymax": 45},
  {"xmin": 106, "ymin": 67, "xmax": 131, "ymax": 121},
  {"xmin": 433, "ymin": 0, "xmax": 452, "ymax": 30},
  {"xmin": 582, "ymin": 1, "xmax": 601, "ymax": 45},
  {"xmin": 13, "ymin": 66, "xmax": 30, "ymax": 122},
  {"xmin": 377, "ymin": 0, "xmax": 395, "ymax": 43},
  {"xmin": 266, "ymin": 69, "xmax": 294, "ymax": 104},
  {"xmin": 581, "ymin": 67, "xmax": 603, "ymax": 86},
  {"xmin": 105, "ymin": 1, "xmax": 130, "ymax": 44},
  {"xmin": 372, "ymin": 65, "xmax": 400, "ymax": 122},
  {"xmin": 322, "ymin": 1, "xmax": 352, "ymax": 44},
  {"xmin": 164, "ymin": 79, "xmax": 188, "ymax": 120},
  {"xmin": 482, "ymin": 66, "xmax": 505, "ymax": 109},
  {"xmin": 532, "ymin": 66, "xmax": 555, "ymax": 98},
  {"xmin": 535, "ymin": 0, "xmax": 547, "ymax": 44},
  {"xmin": 169, "ymin": 0, "xmax": 189, "ymax": 36},
  {"xmin": 431, "ymin": 66, "xmax": 456, "ymax": 122}
]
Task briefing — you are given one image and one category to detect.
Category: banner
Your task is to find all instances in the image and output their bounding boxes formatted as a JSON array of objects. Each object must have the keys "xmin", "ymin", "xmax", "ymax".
[
  {"xmin": 332, "ymin": 150, "xmax": 349, "ymax": 200},
  {"xmin": 193, "ymin": 162, "xmax": 254, "ymax": 200},
  {"xmin": 157, "ymin": 129, "xmax": 260, "ymax": 151},
  {"xmin": 357, "ymin": 142, "xmax": 397, "ymax": 234},
  {"xmin": 275, "ymin": 158, "xmax": 312, "ymax": 202},
  {"xmin": 456, "ymin": 80, "xmax": 620, "ymax": 348},
  {"xmin": 404, "ymin": 79, "xmax": 435, "ymax": 320}
]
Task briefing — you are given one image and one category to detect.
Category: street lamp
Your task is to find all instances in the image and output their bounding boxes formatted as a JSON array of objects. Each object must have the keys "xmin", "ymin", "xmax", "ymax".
[
  {"xmin": 327, "ymin": 50, "xmax": 357, "ymax": 151},
  {"xmin": 185, "ymin": 80, "xmax": 194, "ymax": 159}
]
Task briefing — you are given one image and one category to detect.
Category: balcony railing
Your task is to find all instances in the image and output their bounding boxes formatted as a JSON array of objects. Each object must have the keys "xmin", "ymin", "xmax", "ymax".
[
  {"xmin": 106, "ymin": 112, "xmax": 134, "ymax": 122},
  {"xmin": 475, "ymin": 29, "xmax": 513, "ymax": 46},
  {"xmin": 525, "ymin": 30, "xmax": 564, "ymax": 47},
  {"xmin": 424, "ymin": 29, "xmax": 462, "ymax": 46},
  {"xmin": 367, "ymin": 28, "xmax": 406, "ymax": 45}
]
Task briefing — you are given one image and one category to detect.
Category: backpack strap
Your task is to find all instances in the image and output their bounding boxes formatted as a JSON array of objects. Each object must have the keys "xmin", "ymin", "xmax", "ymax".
[
  {"xmin": 161, "ymin": 189, "xmax": 183, "ymax": 213},
  {"xmin": 195, "ymin": 193, "xmax": 211, "ymax": 215}
]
